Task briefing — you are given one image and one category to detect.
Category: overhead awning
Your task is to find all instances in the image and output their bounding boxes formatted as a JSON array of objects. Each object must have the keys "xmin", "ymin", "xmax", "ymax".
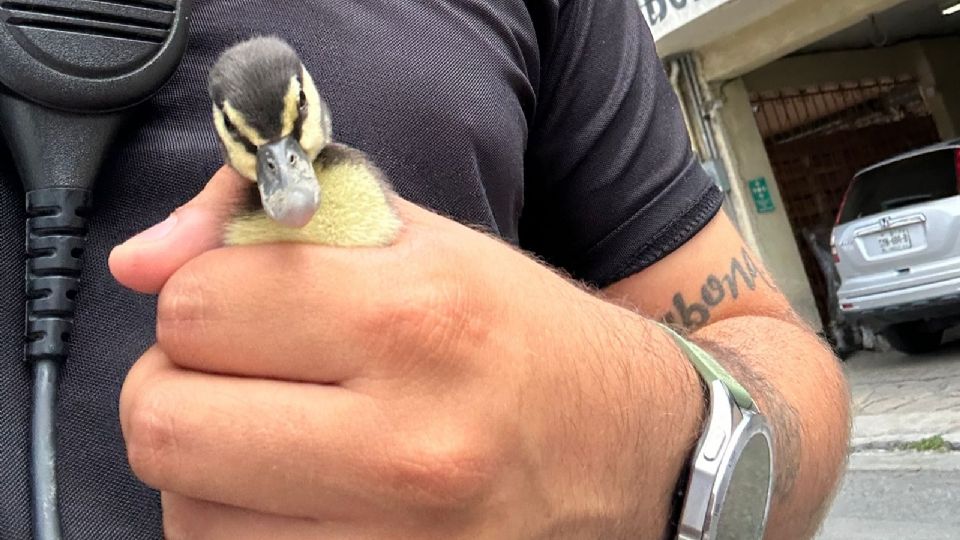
[{"xmin": 641, "ymin": 0, "xmax": 795, "ymax": 57}]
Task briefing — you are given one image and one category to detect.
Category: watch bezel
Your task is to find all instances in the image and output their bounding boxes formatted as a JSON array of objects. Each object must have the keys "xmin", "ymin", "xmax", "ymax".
[{"xmin": 677, "ymin": 379, "xmax": 774, "ymax": 540}]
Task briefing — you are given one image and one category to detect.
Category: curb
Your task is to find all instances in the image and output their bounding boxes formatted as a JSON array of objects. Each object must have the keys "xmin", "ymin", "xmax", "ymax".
[
  {"xmin": 852, "ymin": 412, "xmax": 960, "ymax": 452},
  {"xmin": 844, "ymin": 450, "xmax": 960, "ymax": 472},
  {"xmin": 851, "ymin": 438, "xmax": 960, "ymax": 453}
]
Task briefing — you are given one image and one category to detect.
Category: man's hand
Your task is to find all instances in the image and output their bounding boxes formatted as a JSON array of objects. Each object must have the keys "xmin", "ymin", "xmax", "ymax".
[{"xmin": 110, "ymin": 167, "xmax": 704, "ymax": 539}]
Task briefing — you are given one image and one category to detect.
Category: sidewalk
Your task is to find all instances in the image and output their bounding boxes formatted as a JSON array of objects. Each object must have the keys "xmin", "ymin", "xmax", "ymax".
[{"xmin": 844, "ymin": 337, "xmax": 960, "ymax": 451}]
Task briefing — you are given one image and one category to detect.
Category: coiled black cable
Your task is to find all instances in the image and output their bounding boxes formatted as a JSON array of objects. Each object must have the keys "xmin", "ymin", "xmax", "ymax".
[{"xmin": 25, "ymin": 188, "xmax": 92, "ymax": 540}]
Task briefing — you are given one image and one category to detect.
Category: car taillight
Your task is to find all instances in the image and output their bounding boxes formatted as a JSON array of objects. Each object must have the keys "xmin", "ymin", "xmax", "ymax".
[
  {"xmin": 835, "ymin": 179, "xmax": 855, "ymax": 226},
  {"xmin": 955, "ymin": 148, "xmax": 960, "ymax": 193},
  {"xmin": 830, "ymin": 234, "xmax": 839, "ymax": 263}
]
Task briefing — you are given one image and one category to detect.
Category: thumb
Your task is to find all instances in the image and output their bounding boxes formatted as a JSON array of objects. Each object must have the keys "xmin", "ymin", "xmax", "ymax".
[{"xmin": 109, "ymin": 165, "xmax": 251, "ymax": 295}]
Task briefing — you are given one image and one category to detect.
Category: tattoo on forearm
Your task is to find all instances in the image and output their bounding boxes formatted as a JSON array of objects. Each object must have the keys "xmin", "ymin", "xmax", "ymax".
[{"xmin": 662, "ymin": 248, "xmax": 776, "ymax": 330}]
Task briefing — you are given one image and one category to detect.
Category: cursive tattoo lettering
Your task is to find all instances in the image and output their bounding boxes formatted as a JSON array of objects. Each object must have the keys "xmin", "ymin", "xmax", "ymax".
[{"xmin": 663, "ymin": 248, "xmax": 775, "ymax": 330}]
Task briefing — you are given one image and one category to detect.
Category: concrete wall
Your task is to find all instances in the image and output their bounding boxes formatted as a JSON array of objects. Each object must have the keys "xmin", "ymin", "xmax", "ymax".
[
  {"xmin": 698, "ymin": 0, "xmax": 905, "ymax": 81},
  {"xmin": 714, "ymin": 79, "xmax": 822, "ymax": 328},
  {"xmin": 916, "ymin": 38, "xmax": 960, "ymax": 139},
  {"xmin": 742, "ymin": 44, "xmax": 920, "ymax": 92},
  {"xmin": 647, "ymin": 0, "xmax": 795, "ymax": 57}
]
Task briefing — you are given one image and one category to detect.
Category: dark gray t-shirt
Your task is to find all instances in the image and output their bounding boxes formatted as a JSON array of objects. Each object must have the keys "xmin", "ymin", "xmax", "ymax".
[{"xmin": 0, "ymin": 0, "xmax": 721, "ymax": 537}]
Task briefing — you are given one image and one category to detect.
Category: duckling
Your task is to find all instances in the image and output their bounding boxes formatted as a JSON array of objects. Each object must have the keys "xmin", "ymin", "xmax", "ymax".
[{"xmin": 207, "ymin": 36, "xmax": 401, "ymax": 247}]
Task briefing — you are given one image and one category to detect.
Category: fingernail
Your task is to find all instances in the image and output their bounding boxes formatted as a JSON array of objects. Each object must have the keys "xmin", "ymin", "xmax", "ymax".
[{"xmin": 129, "ymin": 213, "xmax": 178, "ymax": 243}]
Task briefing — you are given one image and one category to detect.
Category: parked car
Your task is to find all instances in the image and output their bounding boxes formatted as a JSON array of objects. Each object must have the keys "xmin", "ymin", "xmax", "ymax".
[{"xmin": 832, "ymin": 138, "xmax": 960, "ymax": 353}]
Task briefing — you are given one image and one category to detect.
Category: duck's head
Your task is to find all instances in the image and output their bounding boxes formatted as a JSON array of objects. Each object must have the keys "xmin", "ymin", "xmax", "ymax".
[{"xmin": 208, "ymin": 37, "xmax": 332, "ymax": 228}]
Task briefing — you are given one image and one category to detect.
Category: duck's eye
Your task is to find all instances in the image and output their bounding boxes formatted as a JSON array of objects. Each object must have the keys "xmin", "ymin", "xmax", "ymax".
[{"xmin": 298, "ymin": 89, "xmax": 307, "ymax": 111}]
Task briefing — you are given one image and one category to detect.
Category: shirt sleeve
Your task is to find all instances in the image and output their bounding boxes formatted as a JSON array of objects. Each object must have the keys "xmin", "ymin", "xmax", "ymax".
[{"xmin": 519, "ymin": 0, "xmax": 724, "ymax": 288}]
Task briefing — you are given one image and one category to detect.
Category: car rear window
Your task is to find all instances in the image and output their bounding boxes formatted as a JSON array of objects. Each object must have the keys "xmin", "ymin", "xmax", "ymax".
[{"xmin": 837, "ymin": 149, "xmax": 959, "ymax": 224}]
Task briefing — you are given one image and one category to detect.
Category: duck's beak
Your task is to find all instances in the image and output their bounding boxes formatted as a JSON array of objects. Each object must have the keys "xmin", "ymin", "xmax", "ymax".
[{"xmin": 256, "ymin": 137, "xmax": 320, "ymax": 228}]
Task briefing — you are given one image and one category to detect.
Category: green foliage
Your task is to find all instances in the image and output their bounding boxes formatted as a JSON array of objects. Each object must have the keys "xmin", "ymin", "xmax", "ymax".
[{"xmin": 899, "ymin": 435, "xmax": 952, "ymax": 453}]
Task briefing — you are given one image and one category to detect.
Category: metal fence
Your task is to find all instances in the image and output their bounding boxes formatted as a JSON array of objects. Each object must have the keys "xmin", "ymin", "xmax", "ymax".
[{"xmin": 752, "ymin": 76, "xmax": 930, "ymax": 143}]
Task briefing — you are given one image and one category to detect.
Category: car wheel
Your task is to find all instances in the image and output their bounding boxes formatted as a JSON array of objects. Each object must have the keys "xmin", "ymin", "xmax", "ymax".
[{"xmin": 881, "ymin": 322, "xmax": 944, "ymax": 354}]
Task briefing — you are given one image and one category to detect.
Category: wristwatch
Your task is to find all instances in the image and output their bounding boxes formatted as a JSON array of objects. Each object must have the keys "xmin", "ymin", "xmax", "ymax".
[{"xmin": 656, "ymin": 323, "xmax": 774, "ymax": 540}]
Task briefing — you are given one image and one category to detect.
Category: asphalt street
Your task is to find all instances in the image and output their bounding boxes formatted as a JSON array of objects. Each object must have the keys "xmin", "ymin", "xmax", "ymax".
[
  {"xmin": 817, "ymin": 452, "xmax": 960, "ymax": 539},
  {"xmin": 815, "ymin": 337, "xmax": 960, "ymax": 539}
]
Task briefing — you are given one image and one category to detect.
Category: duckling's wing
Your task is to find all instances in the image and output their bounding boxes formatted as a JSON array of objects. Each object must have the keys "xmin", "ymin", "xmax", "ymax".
[{"xmin": 223, "ymin": 143, "xmax": 402, "ymax": 247}]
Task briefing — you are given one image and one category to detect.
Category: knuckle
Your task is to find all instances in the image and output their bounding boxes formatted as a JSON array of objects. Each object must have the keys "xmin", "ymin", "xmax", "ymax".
[
  {"xmin": 366, "ymin": 275, "xmax": 485, "ymax": 361},
  {"xmin": 157, "ymin": 264, "xmax": 209, "ymax": 326},
  {"xmin": 156, "ymin": 264, "xmax": 209, "ymax": 349},
  {"xmin": 123, "ymin": 382, "xmax": 181, "ymax": 487},
  {"xmin": 385, "ymin": 425, "xmax": 499, "ymax": 511}
]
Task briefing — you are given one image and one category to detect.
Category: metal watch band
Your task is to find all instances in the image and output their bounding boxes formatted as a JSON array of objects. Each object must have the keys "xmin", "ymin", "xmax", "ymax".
[{"xmin": 655, "ymin": 322, "xmax": 755, "ymax": 411}]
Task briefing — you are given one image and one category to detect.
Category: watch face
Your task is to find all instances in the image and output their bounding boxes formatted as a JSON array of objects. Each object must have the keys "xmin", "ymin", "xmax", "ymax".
[
  {"xmin": 677, "ymin": 381, "xmax": 774, "ymax": 540},
  {"xmin": 714, "ymin": 430, "xmax": 773, "ymax": 540}
]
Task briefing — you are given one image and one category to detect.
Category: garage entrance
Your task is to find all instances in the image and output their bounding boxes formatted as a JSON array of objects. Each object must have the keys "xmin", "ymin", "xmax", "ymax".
[{"xmin": 750, "ymin": 77, "xmax": 941, "ymax": 327}]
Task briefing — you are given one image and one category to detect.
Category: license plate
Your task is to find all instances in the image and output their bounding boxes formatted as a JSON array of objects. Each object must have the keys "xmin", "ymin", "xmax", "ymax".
[{"xmin": 878, "ymin": 228, "xmax": 912, "ymax": 253}]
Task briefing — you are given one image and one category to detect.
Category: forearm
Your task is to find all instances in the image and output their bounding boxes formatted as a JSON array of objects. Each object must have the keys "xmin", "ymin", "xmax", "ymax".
[
  {"xmin": 692, "ymin": 316, "xmax": 851, "ymax": 539},
  {"xmin": 598, "ymin": 215, "xmax": 850, "ymax": 538},
  {"xmin": 525, "ymin": 285, "xmax": 706, "ymax": 538},
  {"xmin": 570, "ymin": 294, "xmax": 849, "ymax": 539}
]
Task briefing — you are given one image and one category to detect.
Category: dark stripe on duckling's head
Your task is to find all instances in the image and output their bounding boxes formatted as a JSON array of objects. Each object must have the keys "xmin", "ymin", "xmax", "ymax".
[
  {"xmin": 219, "ymin": 109, "xmax": 259, "ymax": 155},
  {"xmin": 291, "ymin": 67, "xmax": 308, "ymax": 143}
]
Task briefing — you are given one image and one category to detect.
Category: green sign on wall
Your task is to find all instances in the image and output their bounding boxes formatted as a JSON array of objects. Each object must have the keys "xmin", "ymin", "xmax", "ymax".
[{"xmin": 748, "ymin": 177, "xmax": 775, "ymax": 214}]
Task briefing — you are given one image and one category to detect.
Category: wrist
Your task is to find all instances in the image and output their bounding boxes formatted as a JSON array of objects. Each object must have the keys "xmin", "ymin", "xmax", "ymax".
[
  {"xmin": 540, "ymin": 298, "xmax": 707, "ymax": 537},
  {"xmin": 636, "ymin": 318, "xmax": 708, "ymax": 537}
]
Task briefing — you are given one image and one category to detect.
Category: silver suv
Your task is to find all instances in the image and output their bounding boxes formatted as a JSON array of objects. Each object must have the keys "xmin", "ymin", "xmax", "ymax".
[{"xmin": 833, "ymin": 139, "xmax": 960, "ymax": 353}]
